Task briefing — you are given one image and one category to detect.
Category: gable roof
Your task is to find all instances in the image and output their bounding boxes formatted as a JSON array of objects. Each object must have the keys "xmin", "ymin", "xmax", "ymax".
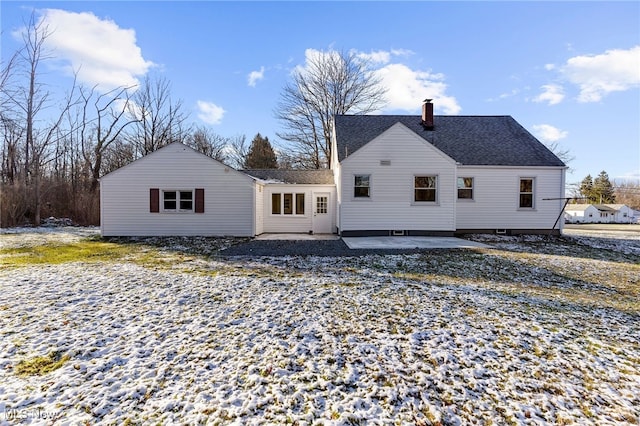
[
  {"xmin": 334, "ymin": 115, "xmax": 566, "ymax": 167},
  {"xmin": 564, "ymin": 204, "xmax": 594, "ymax": 212},
  {"xmin": 101, "ymin": 142, "xmax": 255, "ymax": 182},
  {"xmin": 243, "ymin": 169, "xmax": 334, "ymax": 185},
  {"xmin": 593, "ymin": 204, "xmax": 618, "ymax": 213}
]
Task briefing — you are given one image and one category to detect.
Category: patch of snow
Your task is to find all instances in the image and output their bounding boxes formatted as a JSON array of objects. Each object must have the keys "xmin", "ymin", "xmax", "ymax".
[{"xmin": 0, "ymin": 229, "xmax": 638, "ymax": 424}]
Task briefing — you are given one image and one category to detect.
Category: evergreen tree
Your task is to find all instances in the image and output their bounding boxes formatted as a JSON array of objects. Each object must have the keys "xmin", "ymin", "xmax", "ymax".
[
  {"xmin": 593, "ymin": 170, "xmax": 616, "ymax": 203},
  {"xmin": 244, "ymin": 133, "xmax": 277, "ymax": 169},
  {"xmin": 579, "ymin": 175, "xmax": 595, "ymax": 203}
]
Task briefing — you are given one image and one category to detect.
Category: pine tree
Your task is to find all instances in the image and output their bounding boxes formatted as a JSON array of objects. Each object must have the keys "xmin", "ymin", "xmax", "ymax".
[
  {"xmin": 593, "ymin": 170, "xmax": 616, "ymax": 203},
  {"xmin": 244, "ymin": 133, "xmax": 277, "ymax": 169},
  {"xmin": 579, "ymin": 174, "xmax": 595, "ymax": 203}
]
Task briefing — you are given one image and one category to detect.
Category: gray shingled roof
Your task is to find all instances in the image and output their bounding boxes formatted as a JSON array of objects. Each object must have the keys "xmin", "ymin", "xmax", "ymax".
[
  {"xmin": 243, "ymin": 169, "xmax": 334, "ymax": 185},
  {"xmin": 334, "ymin": 115, "xmax": 566, "ymax": 167}
]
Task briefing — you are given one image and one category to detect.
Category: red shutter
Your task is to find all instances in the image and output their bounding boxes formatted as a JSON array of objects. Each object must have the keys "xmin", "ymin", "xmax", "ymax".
[
  {"xmin": 150, "ymin": 188, "xmax": 160, "ymax": 213},
  {"xmin": 195, "ymin": 188, "xmax": 205, "ymax": 213}
]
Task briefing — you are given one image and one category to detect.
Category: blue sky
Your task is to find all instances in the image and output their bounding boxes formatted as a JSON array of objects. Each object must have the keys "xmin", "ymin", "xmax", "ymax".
[{"xmin": 2, "ymin": 1, "xmax": 639, "ymax": 185}]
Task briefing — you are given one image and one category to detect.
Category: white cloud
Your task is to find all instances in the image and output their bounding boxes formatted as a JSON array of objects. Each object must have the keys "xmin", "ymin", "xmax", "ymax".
[
  {"xmin": 356, "ymin": 48, "xmax": 413, "ymax": 65},
  {"xmin": 531, "ymin": 124, "xmax": 568, "ymax": 143},
  {"xmin": 23, "ymin": 9, "xmax": 154, "ymax": 91},
  {"xmin": 533, "ymin": 84, "xmax": 565, "ymax": 105},
  {"xmin": 561, "ymin": 46, "xmax": 640, "ymax": 102},
  {"xmin": 296, "ymin": 48, "xmax": 460, "ymax": 115},
  {"xmin": 374, "ymin": 63, "xmax": 461, "ymax": 114},
  {"xmin": 248, "ymin": 66, "xmax": 265, "ymax": 87},
  {"xmin": 616, "ymin": 171, "xmax": 640, "ymax": 183},
  {"xmin": 197, "ymin": 100, "xmax": 225, "ymax": 125},
  {"xmin": 356, "ymin": 50, "xmax": 392, "ymax": 64}
]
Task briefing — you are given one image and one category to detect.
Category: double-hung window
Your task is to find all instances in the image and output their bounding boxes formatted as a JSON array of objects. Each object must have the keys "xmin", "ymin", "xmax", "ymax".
[
  {"xmin": 150, "ymin": 188, "xmax": 204, "ymax": 213},
  {"xmin": 519, "ymin": 178, "xmax": 534, "ymax": 208},
  {"xmin": 354, "ymin": 175, "xmax": 370, "ymax": 198},
  {"xmin": 163, "ymin": 190, "xmax": 193, "ymax": 212},
  {"xmin": 457, "ymin": 177, "xmax": 474, "ymax": 199},
  {"xmin": 414, "ymin": 176, "xmax": 437, "ymax": 202}
]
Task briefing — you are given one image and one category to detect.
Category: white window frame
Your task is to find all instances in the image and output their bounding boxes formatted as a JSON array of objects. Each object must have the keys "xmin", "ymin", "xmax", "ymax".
[
  {"xmin": 518, "ymin": 177, "xmax": 535, "ymax": 209},
  {"xmin": 271, "ymin": 192, "xmax": 306, "ymax": 216},
  {"xmin": 413, "ymin": 175, "xmax": 438, "ymax": 204},
  {"xmin": 353, "ymin": 174, "xmax": 371, "ymax": 199},
  {"xmin": 162, "ymin": 190, "xmax": 194, "ymax": 213},
  {"xmin": 457, "ymin": 177, "xmax": 474, "ymax": 200}
]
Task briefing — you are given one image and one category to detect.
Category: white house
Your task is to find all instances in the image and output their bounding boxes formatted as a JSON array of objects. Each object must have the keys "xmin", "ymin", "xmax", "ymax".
[
  {"xmin": 100, "ymin": 101, "xmax": 567, "ymax": 237},
  {"xmin": 331, "ymin": 101, "xmax": 567, "ymax": 236},
  {"xmin": 606, "ymin": 204, "xmax": 635, "ymax": 223},
  {"xmin": 564, "ymin": 203, "xmax": 636, "ymax": 224},
  {"xmin": 564, "ymin": 204, "xmax": 602, "ymax": 224}
]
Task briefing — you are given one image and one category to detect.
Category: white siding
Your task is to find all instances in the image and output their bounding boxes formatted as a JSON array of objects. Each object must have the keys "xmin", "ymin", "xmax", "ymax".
[
  {"xmin": 261, "ymin": 184, "xmax": 336, "ymax": 233},
  {"xmin": 455, "ymin": 166, "xmax": 566, "ymax": 230},
  {"xmin": 609, "ymin": 205, "xmax": 634, "ymax": 223},
  {"xmin": 339, "ymin": 123, "xmax": 457, "ymax": 232},
  {"xmin": 255, "ymin": 183, "xmax": 264, "ymax": 235},
  {"xmin": 565, "ymin": 205, "xmax": 598, "ymax": 223},
  {"xmin": 100, "ymin": 143, "xmax": 256, "ymax": 237}
]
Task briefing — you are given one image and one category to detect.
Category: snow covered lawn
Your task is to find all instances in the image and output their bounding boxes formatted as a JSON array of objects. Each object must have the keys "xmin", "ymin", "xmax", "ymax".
[{"xmin": 0, "ymin": 229, "xmax": 638, "ymax": 425}]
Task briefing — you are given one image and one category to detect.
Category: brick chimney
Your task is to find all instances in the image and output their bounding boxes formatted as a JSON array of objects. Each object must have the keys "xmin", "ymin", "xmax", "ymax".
[{"xmin": 421, "ymin": 99, "xmax": 434, "ymax": 130}]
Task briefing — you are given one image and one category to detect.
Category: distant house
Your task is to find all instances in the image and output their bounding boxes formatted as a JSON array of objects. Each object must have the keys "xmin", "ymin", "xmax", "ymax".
[
  {"xmin": 101, "ymin": 100, "xmax": 567, "ymax": 237},
  {"xmin": 564, "ymin": 204, "xmax": 604, "ymax": 224},
  {"xmin": 565, "ymin": 203, "xmax": 636, "ymax": 224},
  {"xmin": 605, "ymin": 204, "xmax": 636, "ymax": 223}
]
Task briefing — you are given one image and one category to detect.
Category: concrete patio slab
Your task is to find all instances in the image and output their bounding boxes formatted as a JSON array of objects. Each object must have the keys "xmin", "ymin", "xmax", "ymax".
[
  {"xmin": 255, "ymin": 233, "xmax": 340, "ymax": 241},
  {"xmin": 342, "ymin": 236, "xmax": 491, "ymax": 249}
]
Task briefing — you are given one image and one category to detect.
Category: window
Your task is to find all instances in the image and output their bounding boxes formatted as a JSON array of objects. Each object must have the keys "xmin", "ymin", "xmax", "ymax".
[
  {"xmin": 354, "ymin": 175, "xmax": 370, "ymax": 198},
  {"xmin": 163, "ymin": 190, "xmax": 193, "ymax": 212},
  {"xmin": 164, "ymin": 191, "xmax": 177, "ymax": 210},
  {"xmin": 284, "ymin": 193, "xmax": 293, "ymax": 215},
  {"xmin": 271, "ymin": 193, "xmax": 281, "ymax": 214},
  {"xmin": 457, "ymin": 177, "xmax": 474, "ymax": 199},
  {"xmin": 180, "ymin": 191, "xmax": 193, "ymax": 210},
  {"xmin": 414, "ymin": 176, "xmax": 437, "ymax": 202},
  {"xmin": 150, "ymin": 188, "xmax": 204, "ymax": 214},
  {"xmin": 316, "ymin": 196, "xmax": 328, "ymax": 214},
  {"xmin": 272, "ymin": 193, "xmax": 305, "ymax": 215},
  {"xmin": 296, "ymin": 193, "xmax": 305, "ymax": 215},
  {"xmin": 519, "ymin": 178, "xmax": 534, "ymax": 208}
]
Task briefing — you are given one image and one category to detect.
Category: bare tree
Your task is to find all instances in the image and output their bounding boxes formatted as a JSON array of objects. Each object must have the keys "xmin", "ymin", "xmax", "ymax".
[
  {"xmin": 185, "ymin": 126, "xmax": 229, "ymax": 162},
  {"xmin": 78, "ymin": 84, "xmax": 138, "ymax": 192},
  {"xmin": 545, "ymin": 140, "xmax": 574, "ymax": 171},
  {"xmin": 1, "ymin": 118, "xmax": 24, "ymax": 184},
  {"xmin": 126, "ymin": 75, "xmax": 189, "ymax": 156},
  {"xmin": 2, "ymin": 13, "xmax": 79, "ymax": 225},
  {"xmin": 102, "ymin": 139, "xmax": 134, "ymax": 175},
  {"xmin": 226, "ymin": 134, "xmax": 248, "ymax": 170},
  {"xmin": 0, "ymin": 44, "xmax": 19, "ymax": 122},
  {"xmin": 614, "ymin": 180, "xmax": 640, "ymax": 210},
  {"xmin": 276, "ymin": 49, "xmax": 386, "ymax": 168}
]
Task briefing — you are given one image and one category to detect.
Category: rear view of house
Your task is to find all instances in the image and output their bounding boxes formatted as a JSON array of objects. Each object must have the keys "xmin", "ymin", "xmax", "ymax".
[
  {"xmin": 332, "ymin": 100, "xmax": 567, "ymax": 236},
  {"xmin": 101, "ymin": 100, "xmax": 567, "ymax": 238}
]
